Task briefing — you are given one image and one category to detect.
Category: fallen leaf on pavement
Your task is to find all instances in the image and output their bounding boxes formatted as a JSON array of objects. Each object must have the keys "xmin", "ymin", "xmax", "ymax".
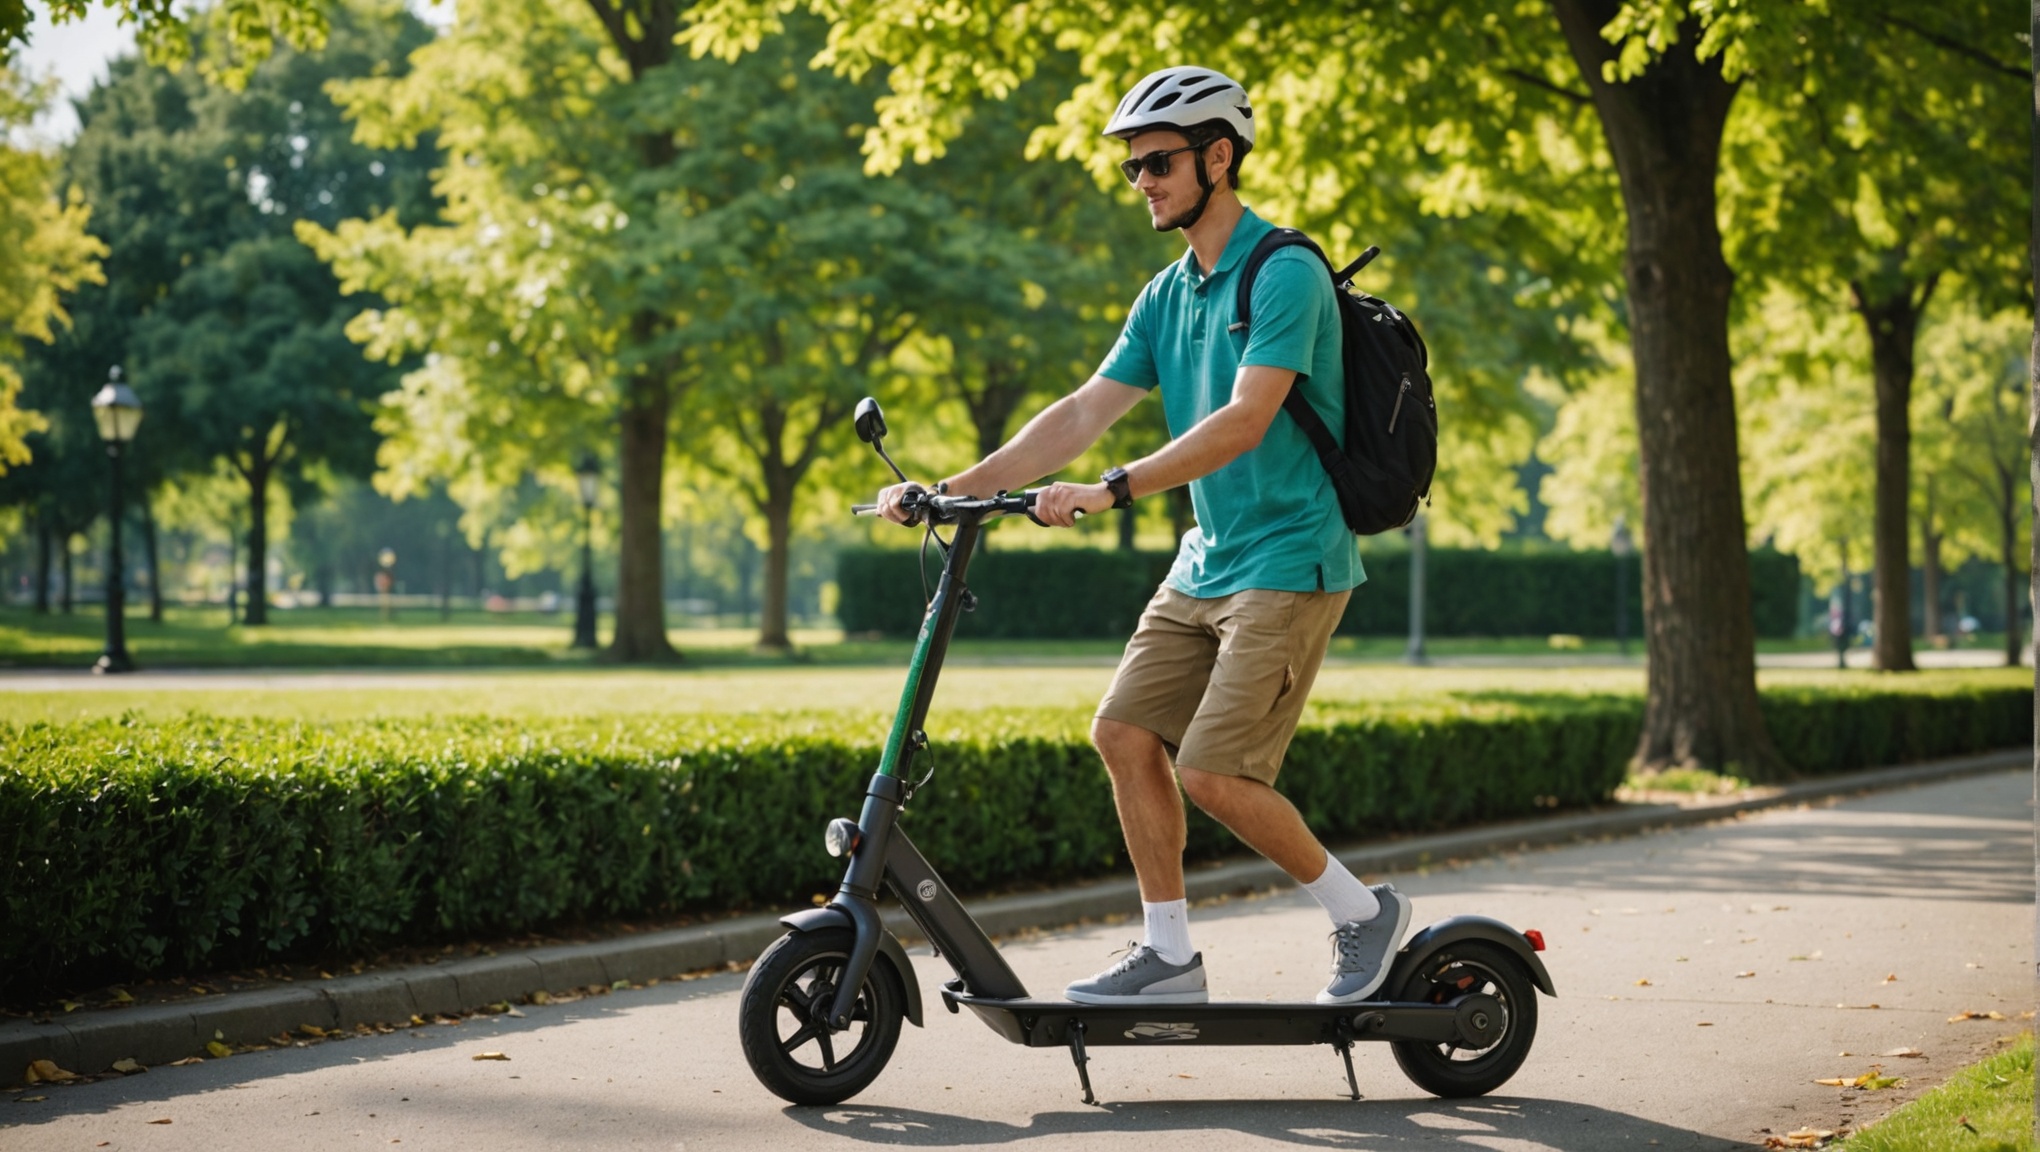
[
  {"xmin": 472, "ymin": 1052, "xmax": 510, "ymax": 1061},
  {"xmin": 1763, "ymin": 1129, "xmax": 1835, "ymax": 1149},
  {"xmin": 204, "ymin": 1042, "xmax": 232, "ymax": 1059},
  {"xmin": 1814, "ymin": 1078, "xmax": 1850, "ymax": 1087},
  {"xmin": 109, "ymin": 1059, "xmax": 144, "ymax": 1075},
  {"xmin": 1697, "ymin": 1022, "xmax": 1713, "ymax": 1027},
  {"xmin": 111, "ymin": 989, "xmax": 133, "ymax": 1004},
  {"xmin": 25, "ymin": 1059, "xmax": 77, "ymax": 1083},
  {"xmin": 148, "ymin": 1117, "xmax": 172, "ymax": 1124},
  {"xmin": 529, "ymin": 991, "xmax": 553, "ymax": 1006},
  {"xmin": 167, "ymin": 1057, "xmax": 204, "ymax": 1067},
  {"xmin": 15, "ymin": 1096, "xmax": 46, "ymax": 1104},
  {"xmin": 1788, "ymin": 951, "xmax": 1822, "ymax": 962},
  {"xmin": 60, "ymin": 1000, "xmax": 80, "ymax": 1013},
  {"xmin": 299, "ymin": 1024, "xmax": 328, "ymax": 1038},
  {"xmin": 1737, "ymin": 971, "xmax": 1756, "ymax": 978},
  {"xmin": 1949, "ymin": 1010, "xmax": 2006, "ymax": 1022},
  {"xmin": 1881, "ymin": 1047, "xmax": 1924, "ymax": 1059},
  {"xmin": 1634, "ymin": 978, "xmax": 1652, "ymax": 986},
  {"xmin": 505, "ymin": 1007, "xmax": 525, "ymax": 1018},
  {"xmin": 1880, "ymin": 974, "xmax": 1897, "ymax": 984}
]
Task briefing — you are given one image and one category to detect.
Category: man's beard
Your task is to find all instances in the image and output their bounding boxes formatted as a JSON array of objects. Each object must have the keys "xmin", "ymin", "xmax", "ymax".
[{"xmin": 1155, "ymin": 181, "xmax": 1217, "ymax": 232}]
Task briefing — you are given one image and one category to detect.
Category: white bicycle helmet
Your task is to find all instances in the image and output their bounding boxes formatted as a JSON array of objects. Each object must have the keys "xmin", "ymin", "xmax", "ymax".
[{"xmin": 1102, "ymin": 66, "xmax": 1255, "ymax": 150}]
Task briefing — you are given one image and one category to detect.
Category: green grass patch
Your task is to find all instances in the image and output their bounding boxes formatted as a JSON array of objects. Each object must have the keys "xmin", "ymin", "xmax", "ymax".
[
  {"xmin": 1834, "ymin": 1033, "xmax": 2033, "ymax": 1152},
  {"xmin": 1624, "ymin": 766, "xmax": 1751, "ymax": 794}
]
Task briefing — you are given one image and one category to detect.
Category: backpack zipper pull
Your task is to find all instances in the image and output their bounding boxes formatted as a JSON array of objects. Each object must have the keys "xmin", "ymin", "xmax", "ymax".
[{"xmin": 1388, "ymin": 375, "xmax": 1411, "ymax": 434}]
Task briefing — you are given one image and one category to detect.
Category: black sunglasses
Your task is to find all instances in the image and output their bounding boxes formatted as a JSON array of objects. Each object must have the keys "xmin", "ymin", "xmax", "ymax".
[{"xmin": 1119, "ymin": 142, "xmax": 1207, "ymax": 185}]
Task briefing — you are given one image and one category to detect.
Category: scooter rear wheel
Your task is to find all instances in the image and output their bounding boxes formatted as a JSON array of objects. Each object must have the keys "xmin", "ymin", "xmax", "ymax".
[
  {"xmin": 1389, "ymin": 939, "xmax": 1538, "ymax": 1098},
  {"xmin": 738, "ymin": 927, "xmax": 905, "ymax": 1105}
]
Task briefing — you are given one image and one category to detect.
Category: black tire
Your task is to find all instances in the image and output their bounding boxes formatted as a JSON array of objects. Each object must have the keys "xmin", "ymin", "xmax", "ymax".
[
  {"xmin": 1389, "ymin": 939, "xmax": 1539, "ymax": 1098},
  {"xmin": 738, "ymin": 928, "xmax": 906, "ymax": 1106}
]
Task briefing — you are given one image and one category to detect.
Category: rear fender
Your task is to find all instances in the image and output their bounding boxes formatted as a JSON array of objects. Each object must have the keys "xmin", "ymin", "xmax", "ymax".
[
  {"xmin": 778, "ymin": 906, "xmax": 925, "ymax": 1027},
  {"xmin": 1387, "ymin": 914, "xmax": 1556, "ymax": 998}
]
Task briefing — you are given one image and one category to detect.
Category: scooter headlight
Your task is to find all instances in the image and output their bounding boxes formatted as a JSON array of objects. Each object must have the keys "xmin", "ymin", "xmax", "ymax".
[{"xmin": 824, "ymin": 817, "xmax": 862, "ymax": 858}]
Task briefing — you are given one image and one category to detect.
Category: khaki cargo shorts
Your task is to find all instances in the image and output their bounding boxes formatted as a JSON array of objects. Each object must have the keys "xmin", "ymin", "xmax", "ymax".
[{"xmin": 1096, "ymin": 585, "xmax": 1351, "ymax": 785}]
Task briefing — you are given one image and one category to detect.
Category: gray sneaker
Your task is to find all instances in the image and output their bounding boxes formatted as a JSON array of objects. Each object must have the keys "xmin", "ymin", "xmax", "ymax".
[
  {"xmin": 1065, "ymin": 942, "xmax": 1209, "ymax": 1005},
  {"xmin": 1317, "ymin": 884, "xmax": 1413, "ymax": 1004}
]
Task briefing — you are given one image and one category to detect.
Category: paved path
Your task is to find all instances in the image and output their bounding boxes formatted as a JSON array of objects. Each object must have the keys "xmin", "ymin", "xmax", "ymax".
[{"xmin": 5, "ymin": 771, "xmax": 2029, "ymax": 1151}]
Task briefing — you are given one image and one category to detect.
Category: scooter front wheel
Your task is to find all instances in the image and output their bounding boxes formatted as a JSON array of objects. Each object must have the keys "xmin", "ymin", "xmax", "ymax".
[
  {"xmin": 738, "ymin": 927, "xmax": 905, "ymax": 1105},
  {"xmin": 1389, "ymin": 939, "xmax": 1539, "ymax": 1098}
]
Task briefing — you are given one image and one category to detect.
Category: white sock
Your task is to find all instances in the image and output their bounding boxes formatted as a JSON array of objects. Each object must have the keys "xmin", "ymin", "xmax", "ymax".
[
  {"xmin": 1143, "ymin": 899, "xmax": 1194, "ymax": 966},
  {"xmin": 1303, "ymin": 854, "xmax": 1381, "ymax": 926}
]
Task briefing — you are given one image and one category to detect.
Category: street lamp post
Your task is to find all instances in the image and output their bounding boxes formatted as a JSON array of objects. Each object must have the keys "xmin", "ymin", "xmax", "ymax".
[
  {"xmin": 1404, "ymin": 511, "xmax": 1428, "ymax": 666},
  {"xmin": 572, "ymin": 453, "xmax": 599, "ymax": 649},
  {"xmin": 1611, "ymin": 514, "xmax": 1634, "ymax": 658},
  {"xmin": 91, "ymin": 366, "xmax": 143, "ymax": 674}
]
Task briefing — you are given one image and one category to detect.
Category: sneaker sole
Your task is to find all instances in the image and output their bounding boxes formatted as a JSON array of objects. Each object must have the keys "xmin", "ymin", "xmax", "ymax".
[
  {"xmin": 1064, "ymin": 988, "xmax": 1210, "ymax": 1006},
  {"xmin": 1315, "ymin": 893, "xmax": 1414, "ymax": 1005}
]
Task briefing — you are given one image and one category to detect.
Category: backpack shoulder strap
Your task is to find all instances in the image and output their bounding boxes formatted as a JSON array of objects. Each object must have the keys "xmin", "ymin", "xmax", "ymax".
[
  {"xmin": 1230, "ymin": 227, "xmax": 1342, "ymax": 464},
  {"xmin": 1230, "ymin": 226, "xmax": 1326, "ymax": 336}
]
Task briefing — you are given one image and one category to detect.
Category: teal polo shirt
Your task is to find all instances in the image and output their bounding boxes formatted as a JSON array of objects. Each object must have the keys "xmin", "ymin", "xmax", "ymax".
[{"xmin": 1098, "ymin": 207, "xmax": 1364, "ymax": 599}]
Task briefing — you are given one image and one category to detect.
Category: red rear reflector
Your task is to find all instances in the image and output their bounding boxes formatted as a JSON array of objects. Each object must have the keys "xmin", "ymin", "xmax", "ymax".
[{"xmin": 1523, "ymin": 929, "xmax": 1546, "ymax": 952}]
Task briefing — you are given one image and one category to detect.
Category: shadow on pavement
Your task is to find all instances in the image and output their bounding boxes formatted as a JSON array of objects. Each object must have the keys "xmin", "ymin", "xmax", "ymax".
[
  {"xmin": 0, "ymin": 970, "xmax": 749, "ymax": 1129},
  {"xmin": 784, "ymin": 1097, "xmax": 1743, "ymax": 1149},
  {"xmin": 1407, "ymin": 771, "xmax": 2031, "ymax": 906}
]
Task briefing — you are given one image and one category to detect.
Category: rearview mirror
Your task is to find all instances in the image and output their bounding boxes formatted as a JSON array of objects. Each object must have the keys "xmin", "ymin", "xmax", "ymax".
[{"xmin": 853, "ymin": 397, "xmax": 888, "ymax": 444}]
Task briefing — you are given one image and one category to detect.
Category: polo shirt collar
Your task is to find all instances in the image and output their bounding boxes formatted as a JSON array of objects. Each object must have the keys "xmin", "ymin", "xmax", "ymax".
[{"xmin": 1183, "ymin": 206, "xmax": 1273, "ymax": 284}]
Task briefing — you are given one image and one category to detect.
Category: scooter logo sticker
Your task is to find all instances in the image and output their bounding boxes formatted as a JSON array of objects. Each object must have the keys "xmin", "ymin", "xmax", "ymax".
[
  {"xmin": 1124, "ymin": 1022, "xmax": 1199, "ymax": 1042},
  {"xmin": 916, "ymin": 880, "xmax": 938, "ymax": 902}
]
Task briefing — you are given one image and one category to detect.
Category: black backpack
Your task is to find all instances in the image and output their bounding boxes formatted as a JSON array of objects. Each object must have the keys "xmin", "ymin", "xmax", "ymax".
[{"xmin": 1233, "ymin": 228, "xmax": 1436, "ymax": 535}]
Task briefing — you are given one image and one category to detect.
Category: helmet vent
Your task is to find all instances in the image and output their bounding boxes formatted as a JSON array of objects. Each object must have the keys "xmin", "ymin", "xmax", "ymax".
[
  {"xmin": 1176, "ymin": 74, "xmax": 1213, "ymax": 86},
  {"xmin": 1185, "ymin": 83, "xmax": 1234, "ymax": 104},
  {"xmin": 1150, "ymin": 91, "xmax": 1183, "ymax": 110},
  {"xmin": 1129, "ymin": 75, "xmax": 1172, "ymax": 114}
]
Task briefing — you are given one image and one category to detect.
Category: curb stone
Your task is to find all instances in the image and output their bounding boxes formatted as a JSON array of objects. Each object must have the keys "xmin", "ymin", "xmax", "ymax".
[{"xmin": 4, "ymin": 745, "xmax": 2025, "ymax": 1085}]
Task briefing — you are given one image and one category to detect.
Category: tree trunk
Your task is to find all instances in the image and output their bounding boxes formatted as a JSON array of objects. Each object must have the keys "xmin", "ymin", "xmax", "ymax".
[
  {"xmin": 1168, "ymin": 485, "xmax": 1194, "ymax": 543},
  {"xmin": 2003, "ymin": 461, "xmax": 2023, "ymax": 667},
  {"xmin": 141, "ymin": 496, "xmax": 163, "ymax": 623},
  {"xmin": 760, "ymin": 480, "xmax": 794, "ymax": 651},
  {"xmin": 1852, "ymin": 274, "xmax": 1935, "ymax": 672},
  {"xmin": 32, "ymin": 515, "xmax": 49, "ymax": 614},
  {"xmin": 608, "ymin": 365, "xmax": 676, "ymax": 662},
  {"xmin": 60, "ymin": 534, "xmax": 73, "ymax": 614},
  {"xmin": 1552, "ymin": 0, "xmax": 1780, "ymax": 775},
  {"xmin": 439, "ymin": 527, "xmax": 453, "ymax": 622},
  {"xmin": 243, "ymin": 458, "xmax": 270, "ymax": 626},
  {"xmin": 964, "ymin": 361, "xmax": 1029, "ymax": 464},
  {"xmin": 1119, "ymin": 505, "xmax": 1137, "ymax": 551},
  {"xmin": 1921, "ymin": 478, "xmax": 1943, "ymax": 646}
]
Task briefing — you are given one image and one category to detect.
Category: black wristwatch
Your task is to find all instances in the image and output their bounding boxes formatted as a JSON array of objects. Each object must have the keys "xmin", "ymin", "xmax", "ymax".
[{"xmin": 1102, "ymin": 466, "xmax": 1134, "ymax": 510}]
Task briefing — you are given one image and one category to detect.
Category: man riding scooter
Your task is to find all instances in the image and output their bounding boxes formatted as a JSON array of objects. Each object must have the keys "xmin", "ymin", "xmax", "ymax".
[{"xmin": 877, "ymin": 65, "xmax": 1410, "ymax": 1007}]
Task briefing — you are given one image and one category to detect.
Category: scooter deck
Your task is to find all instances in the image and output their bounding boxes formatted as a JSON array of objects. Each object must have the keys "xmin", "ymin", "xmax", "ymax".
[{"xmin": 941, "ymin": 984, "xmax": 1476, "ymax": 1048}]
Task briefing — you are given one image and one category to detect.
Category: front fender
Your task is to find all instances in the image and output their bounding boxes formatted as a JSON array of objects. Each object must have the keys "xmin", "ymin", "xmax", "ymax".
[
  {"xmin": 1386, "ymin": 914, "xmax": 1556, "ymax": 998},
  {"xmin": 779, "ymin": 906, "xmax": 925, "ymax": 1027}
]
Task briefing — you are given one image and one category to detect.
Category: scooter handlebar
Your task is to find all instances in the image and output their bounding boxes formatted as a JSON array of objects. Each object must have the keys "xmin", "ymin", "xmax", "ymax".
[{"xmin": 851, "ymin": 488, "xmax": 1050, "ymax": 525}]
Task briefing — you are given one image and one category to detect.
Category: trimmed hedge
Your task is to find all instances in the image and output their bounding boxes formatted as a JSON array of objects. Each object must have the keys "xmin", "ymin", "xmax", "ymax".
[
  {"xmin": 835, "ymin": 546, "xmax": 1802, "ymax": 639},
  {"xmin": 2, "ymin": 680, "xmax": 2024, "ymax": 996}
]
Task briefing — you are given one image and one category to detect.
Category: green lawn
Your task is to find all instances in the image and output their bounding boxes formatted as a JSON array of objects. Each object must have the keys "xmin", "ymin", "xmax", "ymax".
[
  {"xmin": 1834, "ymin": 1033, "xmax": 2032, "ymax": 1152},
  {"xmin": 3, "ymin": 603, "xmax": 2016, "ymax": 671},
  {"xmin": 0, "ymin": 649, "xmax": 2022, "ymax": 726}
]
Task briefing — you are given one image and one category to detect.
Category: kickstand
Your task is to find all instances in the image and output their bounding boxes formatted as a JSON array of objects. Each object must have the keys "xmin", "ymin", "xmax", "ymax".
[
  {"xmin": 1067, "ymin": 1020, "xmax": 1097, "ymax": 1106},
  {"xmin": 1333, "ymin": 1031, "xmax": 1359, "ymax": 1101}
]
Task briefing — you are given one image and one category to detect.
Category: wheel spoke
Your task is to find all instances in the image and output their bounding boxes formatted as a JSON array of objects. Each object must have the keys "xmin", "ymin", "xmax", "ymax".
[
  {"xmin": 815, "ymin": 1029, "xmax": 837, "ymax": 1071},
  {"xmin": 779, "ymin": 982, "xmax": 813, "ymax": 1014},
  {"xmin": 780, "ymin": 1021, "xmax": 820, "ymax": 1056}
]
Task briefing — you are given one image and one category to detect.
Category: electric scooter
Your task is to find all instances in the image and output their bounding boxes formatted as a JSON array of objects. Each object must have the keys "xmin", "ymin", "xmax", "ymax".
[{"xmin": 736, "ymin": 397, "xmax": 1555, "ymax": 1107}]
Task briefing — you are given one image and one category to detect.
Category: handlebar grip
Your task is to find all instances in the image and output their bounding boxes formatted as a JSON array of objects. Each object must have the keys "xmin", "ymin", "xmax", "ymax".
[{"xmin": 852, "ymin": 503, "xmax": 878, "ymax": 515}]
